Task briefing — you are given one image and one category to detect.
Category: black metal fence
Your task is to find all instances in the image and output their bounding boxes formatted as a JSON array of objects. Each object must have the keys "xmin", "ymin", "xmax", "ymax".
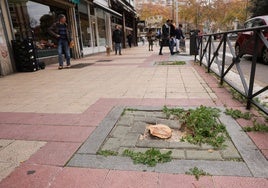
[{"xmin": 194, "ymin": 26, "xmax": 268, "ymax": 115}]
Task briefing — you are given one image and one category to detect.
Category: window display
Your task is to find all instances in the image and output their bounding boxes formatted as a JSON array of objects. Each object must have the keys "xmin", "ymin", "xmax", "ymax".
[
  {"xmin": 8, "ymin": 0, "xmax": 66, "ymax": 57},
  {"xmin": 96, "ymin": 8, "xmax": 107, "ymax": 46}
]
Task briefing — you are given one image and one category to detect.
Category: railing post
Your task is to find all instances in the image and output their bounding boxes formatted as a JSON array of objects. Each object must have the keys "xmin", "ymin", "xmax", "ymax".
[
  {"xmin": 199, "ymin": 36, "xmax": 203, "ymax": 64},
  {"xmin": 207, "ymin": 36, "xmax": 212, "ymax": 73},
  {"xmin": 220, "ymin": 34, "xmax": 227, "ymax": 85},
  {"xmin": 246, "ymin": 30, "xmax": 259, "ymax": 110}
]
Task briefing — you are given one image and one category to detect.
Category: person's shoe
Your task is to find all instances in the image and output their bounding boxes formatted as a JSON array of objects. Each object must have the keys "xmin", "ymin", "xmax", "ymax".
[
  {"xmin": 159, "ymin": 53, "xmax": 163, "ymax": 55},
  {"xmin": 119, "ymin": 53, "xmax": 122, "ymax": 55},
  {"xmin": 58, "ymin": 65, "xmax": 63, "ymax": 70},
  {"xmin": 151, "ymin": 49, "xmax": 153, "ymax": 51},
  {"xmin": 66, "ymin": 65, "xmax": 71, "ymax": 68}
]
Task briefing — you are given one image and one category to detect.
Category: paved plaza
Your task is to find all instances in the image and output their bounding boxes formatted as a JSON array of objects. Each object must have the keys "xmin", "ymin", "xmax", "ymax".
[{"xmin": 0, "ymin": 44, "xmax": 267, "ymax": 187}]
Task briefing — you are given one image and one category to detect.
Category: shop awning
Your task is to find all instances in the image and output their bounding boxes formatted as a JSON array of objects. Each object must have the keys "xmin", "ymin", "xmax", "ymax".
[{"xmin": 93, "ymin": 1, "xmax": 122, "ymax": 17}]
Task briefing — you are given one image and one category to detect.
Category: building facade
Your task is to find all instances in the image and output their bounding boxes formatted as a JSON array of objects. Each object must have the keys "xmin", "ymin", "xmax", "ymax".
[{"xmin": 0, "ymin": 0, "xmax": 137, "ymax": 76}]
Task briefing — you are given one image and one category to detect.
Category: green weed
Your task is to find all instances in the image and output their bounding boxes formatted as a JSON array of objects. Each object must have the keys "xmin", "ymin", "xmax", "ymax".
[
  {"xmin": 122, "ymin": 148, "xmax": 172, "ymax": 167},
  {"xmin": 163, "ymin": 105, "xmax": 227, "ymax": 149},
  {"xmin": 158, "ymin": 61, "xmax": 186, "ymax": 65},
  {"xmin": 96, "ymin": 150, "xmax": 118, "ymax": 157},
  {"xmin": 229, "ymin": 88, "xmax": 246, "ymax": 103},
  {"xmin": 185, "ymin": 167, "xmax": 211, "ymax": 180},
  {"xmin": 243, "ymin": 121, "xmax": 268, "ymax": 132},
  {"xmin": 224, "ymin": 108, "xmax": 251, "ymax": 119}
]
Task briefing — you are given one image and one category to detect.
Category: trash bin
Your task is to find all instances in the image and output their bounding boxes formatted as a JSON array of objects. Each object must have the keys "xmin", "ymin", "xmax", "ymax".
[{"xmin": 189, "ymin": 30, "xmax": 200, "ymax": 55}]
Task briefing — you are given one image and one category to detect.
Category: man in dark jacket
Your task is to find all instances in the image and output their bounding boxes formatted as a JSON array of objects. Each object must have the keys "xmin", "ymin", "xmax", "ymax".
[
  {"xmin": 159, "ymin": 19, "xmax": 174, "ymax": 55},
  {"xmin": 112, "ymin": 25, "xmax": 123, "ymax": 55},
  {"xmin": 175, "ymin": 24, "xmax": 185, "ymax": 53},
  {"xmin": 127, "ymin": 32, "xmax": 132, "ymax": 48},
  {"xmin": 169, "ymin": 20, "xmax": 176, "ymax": 55},
  {"xmin": 48, "ymin": 14, "xmax": 72, "ymax": 69}
]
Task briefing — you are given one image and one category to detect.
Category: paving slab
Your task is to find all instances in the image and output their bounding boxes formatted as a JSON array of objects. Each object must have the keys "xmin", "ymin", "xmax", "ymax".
[
  {"xmin": 26, "ymin": 142, "xmax": 81, "ymax": 166},
  {"xmin": 0, "ymin": 164, "xmax": 62, "ymax": 188},
  {"xmin": 0, "ymin": 140, "xmax": 46, "ymax": 181},
  {"xmin": 68, "ymin": 106, "xmax": 267, "ymax": 177},
  {"xmin": 49, "ymin": 167, "xmax": 108, "ymax": 188},
  {"xmin": 0, "ymin": 45, "xmax": 267, "ymax": 187}
]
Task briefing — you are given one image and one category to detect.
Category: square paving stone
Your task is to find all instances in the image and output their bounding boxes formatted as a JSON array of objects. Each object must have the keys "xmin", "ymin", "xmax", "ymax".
[
  {"xmin": 116, "ymin": 116, "xmax": 134, "ymax": 126},
  {"xmin": 220, "ymin": 140, "xmax": 241, "ymax": 160},
  {"xmin": 111, "ymin": 126, "xmax": 131, "ymax": 138},
  {"xmin": 186, "ymin": 150, "xmax": 223, "ymax": 160},
  {"xmin": 101, "ymin": 138, "xmax": 122, "ymax": 152},
  {"xmin": 130, "ymin": 122, "xmax": 147, "ymax": 134},
  {"xmin": 136, "ymin": 139, "xmax": 169, "ymax": 148},
  {"xmin": 169, "ymin": 141, "xmax": 200, "ymax": 149},
  {"xmin": 160, "ymin": 149, "xmax": 185, "ymax": 159},
  {"xmin": 121, "ymin": 133, "xmax": 140, "ymax": 147}
]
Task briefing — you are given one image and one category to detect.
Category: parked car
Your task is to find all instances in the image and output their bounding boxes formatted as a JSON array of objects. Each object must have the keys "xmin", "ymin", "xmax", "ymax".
[
  {"xmin": 235, "ymin": 15, "xmax": 268, "ymax": 65},
  {"xmin": 227, "ymin": 33, "xmax": 238, "ymax": 40}
]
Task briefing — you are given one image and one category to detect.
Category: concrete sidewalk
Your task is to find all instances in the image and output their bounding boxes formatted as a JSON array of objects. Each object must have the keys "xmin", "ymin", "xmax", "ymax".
[{"xmin": 0, "ymin": 44, "xmax": 267, "ymax": 187}]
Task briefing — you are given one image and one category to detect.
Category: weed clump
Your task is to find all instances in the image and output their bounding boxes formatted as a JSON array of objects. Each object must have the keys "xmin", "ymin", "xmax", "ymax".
[{"xmin": 163, "ymin": 105, "xmax": 227, "ymax": 149}]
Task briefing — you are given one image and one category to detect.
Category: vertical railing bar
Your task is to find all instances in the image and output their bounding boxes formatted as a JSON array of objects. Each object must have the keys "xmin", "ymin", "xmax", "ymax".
[
  {"xmin": 221, "ymin": 34, "xmax": 227, "ymax": 85},
  {"xmin": 246, "ymin": 30, "xmax": 259, "ymax": 109}
]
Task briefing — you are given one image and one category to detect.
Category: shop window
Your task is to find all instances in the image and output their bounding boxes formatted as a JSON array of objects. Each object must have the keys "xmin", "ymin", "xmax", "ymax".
[
  {"xmin": 8, "ymin": 0, "xmax": 66, "ymax": 57},
  {"xmin": 80, "ymin": 13, "xmax": 91, "ymax": 47},
  {"xmin": 89, "ymin": 3, "xmax": 95, "ymax": 15},
  {"xmin": 96, "ymin": 9, "xmax": 106, "ymax": 46}
]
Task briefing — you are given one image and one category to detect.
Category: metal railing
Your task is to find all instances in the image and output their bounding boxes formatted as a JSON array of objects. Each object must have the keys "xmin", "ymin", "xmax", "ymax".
[{"xmin": 194, "ymin": 26, "xmax": 268, "ymax": 115}]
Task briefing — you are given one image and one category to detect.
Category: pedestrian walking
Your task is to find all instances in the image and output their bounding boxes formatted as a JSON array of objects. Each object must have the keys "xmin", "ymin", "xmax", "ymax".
[
  {"xmin": 159, "ymin": 20, "xmax": 169, "ymax": 55},
  {"xmin": 112, "ymin": 25, "xmax": 123, "ymax": 55},
  {"xmin": 48, "ymin": 14, "xmax": 72, "ymax": 69},
  {"xmin": 175, "ymin": 24, "xmax": 185, "ymax": 53},
  {"xmin": 146, "ymin": 29, "xmax": 155, "ymax": 51},
  {"xmin": 169, "ymin": 20, "xmax": 176, "ymax": 54},
  {"xmin": 159, "ymin": 19, "xmax": 174, "ymax": 55},
  {"xmin": 127, "ymin": 32, "xmax": 132, "ymax": 48}
]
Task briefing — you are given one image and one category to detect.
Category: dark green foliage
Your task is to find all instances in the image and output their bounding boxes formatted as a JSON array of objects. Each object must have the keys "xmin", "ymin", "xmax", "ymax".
[
  {"xmin": 163, "ymin": 105, "xmax": 227, "ymax": 148},
  {"xmin": 96, "ymin": 150, "xmax": 118, "ymax": 157},
  {"xmin": 158, "ymin": 61, "xmax": 186, "ymax": 65},
  {"xmin": 243, "ymin": 122, "xmax": 268, "ymax": 132},
  {"xmin": 229, "ymin": 88, "xmax": 247, "ymax": 103},
  {"xmin": 224, "ymin": 108, "xmax": 251, "ymax": 120},
  {"xmin": 122, "ymin": 148, "xmax": 172, "ymax": 167},
  {"xmin": 185, "ymin": 167, "xmax": 211, "ymax": 180}
]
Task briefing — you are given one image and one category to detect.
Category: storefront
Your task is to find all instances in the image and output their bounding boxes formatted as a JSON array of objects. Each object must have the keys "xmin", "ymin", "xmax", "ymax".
[
  {"xmin": 77, "ymin": 0, "xmax": 122, "ymax": 56},
  {"xmin": 110, "ymin": 0, "xmax": 137, "ymax": 48},
  {"xmin": 0, "ymin": 0, "xmax": 13, "ymax": 76},
  {"xmin": 0, "ymin": 0, "xmax": 136, "ymax": 76},
  {"xmin": 7, "ymin": 0, "xmax": 79, "ymax": 60}
]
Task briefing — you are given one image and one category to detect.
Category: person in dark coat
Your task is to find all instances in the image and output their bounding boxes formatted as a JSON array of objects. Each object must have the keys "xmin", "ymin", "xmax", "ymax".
[
  {"xmin": 112, "ymin": 25, "xmax": 123, "ymax": 55},
  {"xmin": 127, "ymin": 32, "xmax": 133, "ymax": 48},
  {"xmin": 159, "ymin": 19, "xmax": 174, "ymax": 55},
  {"xmin": 169, "ymin": 20, "xmax": 176, "ymax": 54},
  {"xmin": 175, "ymin": 24, "xmax": 185, "ymax": 53},
  {"xmin": 48, "ymin": 14, "xmax": 72, "ymax": 69}
]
